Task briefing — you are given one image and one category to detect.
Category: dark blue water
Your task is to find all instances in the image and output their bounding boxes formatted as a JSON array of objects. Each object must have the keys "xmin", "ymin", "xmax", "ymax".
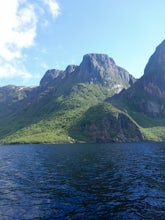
[{"xmin": 0, "ymin": 142, "xmax": 164, "ymax": 219}]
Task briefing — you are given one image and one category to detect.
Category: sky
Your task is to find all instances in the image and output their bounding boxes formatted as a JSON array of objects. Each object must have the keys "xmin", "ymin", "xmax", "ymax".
[{"xmin": 0, "ymin": 0, "xmax": 165, "ymax": 86}]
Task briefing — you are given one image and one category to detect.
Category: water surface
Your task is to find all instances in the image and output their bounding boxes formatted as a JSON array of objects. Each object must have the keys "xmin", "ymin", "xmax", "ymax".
[{"xmin": 0, "ymin": 142, "xmax": 165, "ymax": 219}]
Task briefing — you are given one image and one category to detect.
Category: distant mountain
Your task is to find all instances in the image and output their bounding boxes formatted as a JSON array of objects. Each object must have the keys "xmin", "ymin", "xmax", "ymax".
[
  {"xmin": 0, "ymin": 53, "xmax": 141, "ymax": 144},
  {"xmin": 0, "ymin": 85, "xmax": 33, "ymax": 117}
]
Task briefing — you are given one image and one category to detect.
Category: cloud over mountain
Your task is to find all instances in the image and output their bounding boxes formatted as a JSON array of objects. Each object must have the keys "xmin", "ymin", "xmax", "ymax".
[{"xmin": 0, "ymin": 0, "xmax": 60, "ymax": 84}]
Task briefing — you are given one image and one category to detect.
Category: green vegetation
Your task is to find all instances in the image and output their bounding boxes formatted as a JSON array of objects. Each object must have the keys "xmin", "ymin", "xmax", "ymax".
[
  {"xmin": 69, "ymin": 102, "xmax": 144, "ymax": 143},
  {"xmin": 1, "ymin": 47, "xmax": 165, "ymax": 144},
  {"xmin": 133, "ymin": 113, "xmax": 165, "ymax": 141},
  {"xmin": 1, "ymin": 80, "xmax": 165, "ymax": 144},
  {"xmin": 68, "ymin": 103, "xmax": 121, "ymax": 142},
  {"xmin": 0, "ymin": 84, "xmax": 113, "ymax": 144},
  {"xmin": 110, "ymin": 104, "xmax": 165, "ymax": 142}
]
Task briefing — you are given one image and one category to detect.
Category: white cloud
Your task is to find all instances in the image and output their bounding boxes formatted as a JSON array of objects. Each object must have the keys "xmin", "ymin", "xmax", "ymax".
[
  {"xmin": 0, "ymin": 60, "xmax": 32, "ymax": 81},
  {"xmin": 43, "ymin": 0, "xmax": 60, "ymax": 18},
  {"xmin": 0, "ymin": 1, "xmax": 37, "ymax": 61},
  {"xmin": 41, "ymin": 62, "xmax": 49, "ymax": 69},
  {"xmin": 0, "ymin": 0, "xmax": 37, "ymax": 83},
  {"xmin": 0, "ymin": 0, "xmax": 60, "ymax": 84}
]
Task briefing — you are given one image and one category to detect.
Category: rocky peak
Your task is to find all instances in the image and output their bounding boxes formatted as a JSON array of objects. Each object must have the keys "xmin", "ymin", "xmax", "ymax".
[
  {"xmin": 78, "ymin": 53, "xmax": 134, "ymax": 90},
  {"xmin": 113, "ymin": 40, "xmax": 165, "ymax": 118},
  {"xmin": 79, "ymin": 53, "xmax": 117, "ymax": 77},
  {"xmin": 81, "ymin": 53, "xmax": 116, "ymax": 69},
  {"xmin": 143, "ymin": 40, "xmax": 165, "ymax": 92},
  {"xmin": 145, "ymin": 40, "xmax": 165, "ymax": 75},
  {"xmin": 65, "ymin": 65, "xmax": 78, "ymax": 74},
  {"xmin": 39, "ymin": 53, "xmax": 135, "ymax": 94},
  {"xmin": 40, "ymin": 69, "xmax": 64, "ymax": 87}
]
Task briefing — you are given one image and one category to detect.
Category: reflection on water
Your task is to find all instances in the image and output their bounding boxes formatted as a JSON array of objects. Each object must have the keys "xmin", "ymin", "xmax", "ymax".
[{"xmin": 0, "ymin": 142, "xmax": 165, "ymax": 219}]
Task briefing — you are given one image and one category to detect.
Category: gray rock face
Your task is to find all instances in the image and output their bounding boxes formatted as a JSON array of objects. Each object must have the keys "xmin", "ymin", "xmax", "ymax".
[
  {"xmin": 113, "ymin": 40, "xmax": 165, "ymax": 118},
  {"xmin": 78, "ymin": 104, "xmax": 144, "ymax": 143},
  {"xmin": 78, "ymin": 54, "xmax": 135, "ymax": 92},
  {"xmin": 39, "ymin": 53, "xmax": 135, "ymax": 93},
  {"xmin": 144, "ymin": 40, "xmax": 165, "ymax": 75},
  {"xmin": 65, "ymin": 65, "xmax": 78, "ymax": 74},
  {"xmin": 0, "ymin": 85, "xmax": 31, "ymax": 103},
  {"xmin": 40, "ymin": 69, "xmax": 64, "ymax": 87},
  {"xmin": 143, "ymin": 40, "xmax": 165, "ymax": 94},
  {"xmin": 140, "ymin": 40, "xmax": 165, "ymax": 116},
  {"xmin": 0, "ymin": 85, "xmax": 33, "ymax": 117},
  {"xmin": 118, "ymin": 66, "xmax": 136, "ymax": 86}
]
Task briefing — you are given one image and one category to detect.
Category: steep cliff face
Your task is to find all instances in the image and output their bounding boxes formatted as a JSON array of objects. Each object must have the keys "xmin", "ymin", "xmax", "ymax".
[
  {"xmin": 78, "ymin": 54, "xmax": 135, "ymax": 91},
  {"xmin": 144, "ymin": 40, "xmax": 165, "ymax": 79},
  {"xmin": 111, "ymin": 40, "xmax": 165, "ymax": 118},
  {"xmin": 72, "ymin": 103, "xmax": 143, "ymax": 143},
  {"xmin": 142, "ymin": 40, "xmax": 165, "ymax": 97},
  {"xmin": 85, "ymin": 113, "xmax": 143, "ymax": 142},
  {"xmin": 137, "ymin": 40, "xmax": 165, "ymax": 117}
]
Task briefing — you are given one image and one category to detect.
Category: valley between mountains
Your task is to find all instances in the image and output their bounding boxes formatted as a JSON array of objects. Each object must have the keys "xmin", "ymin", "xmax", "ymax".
[{"xmin": 0, "ymin": 40, "xmax": 165, "ymax": 144}]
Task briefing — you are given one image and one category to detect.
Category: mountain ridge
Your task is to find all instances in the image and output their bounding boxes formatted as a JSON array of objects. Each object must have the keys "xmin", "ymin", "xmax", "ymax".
[
  {"xmin": 110, "ymin": 40, "xmax": 165, "ymax": 118},
  {"xmin": 0, "ymin": 40, "xmax": 165, "ymax": 144},
  {"xmin": 0, "ymin": 53, "xmax": 139, "ymax": 143}
]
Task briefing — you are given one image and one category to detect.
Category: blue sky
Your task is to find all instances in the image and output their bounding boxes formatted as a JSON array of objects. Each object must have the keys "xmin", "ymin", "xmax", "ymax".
[{"xmin": 0, "ymin": 0, "xmax": 165, "ymax": 86}]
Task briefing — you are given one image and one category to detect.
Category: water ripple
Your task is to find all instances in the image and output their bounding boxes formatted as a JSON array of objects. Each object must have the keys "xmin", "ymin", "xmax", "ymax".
[{"xmin": 0, "ymin": 142, "xmax": 164, "ymax": 219}]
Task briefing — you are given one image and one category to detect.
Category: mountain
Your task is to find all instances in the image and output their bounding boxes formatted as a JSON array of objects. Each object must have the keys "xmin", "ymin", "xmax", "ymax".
[
  {"xmin": 1, "ymin": 41, "xmax": 165, "ymax": 144},
  {"xmin": 40, "ymin": 54, "xmax": 135, "ymax": 92},
  {"xmin": 110, "ymin": 40, "xmax": 165, "ymax": 141},
  {"xmin": 0, "ymin": 53, "xmax": 141, "ymax": 144},
  {"xmin": 111, "ymin": 40, "xmax": 165, "ymax": 117},
  {"xmin": 70, "ymin": 103, "xmax": 143, "ymax": 143},
  {"xmin": 0, "ymin": 85, "xmax": 33, "ymax": 119}
]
